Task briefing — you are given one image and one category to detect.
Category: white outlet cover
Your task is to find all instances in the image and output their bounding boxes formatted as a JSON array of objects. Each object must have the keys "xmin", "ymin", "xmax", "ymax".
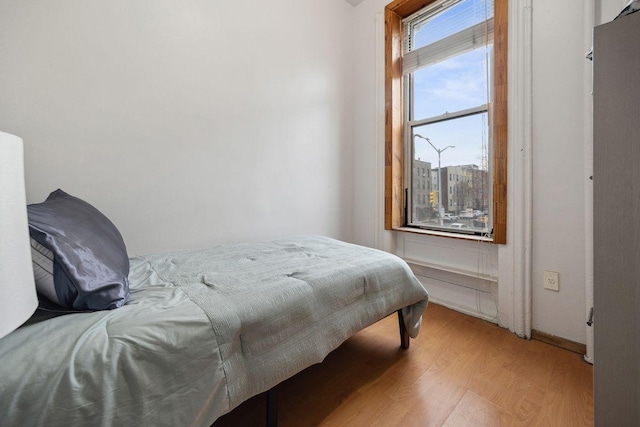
[{"xmin": 543, "ymin": 270, "xmax": 559, "ymax": 291}]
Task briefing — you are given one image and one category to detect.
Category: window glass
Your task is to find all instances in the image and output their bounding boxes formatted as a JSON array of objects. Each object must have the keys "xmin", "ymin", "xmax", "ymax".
[
  {"xmin": 413, "ymin": 114, "xmax": 488, "ymax": 180},
  {"xmin": 411, "ymin": 0, "xmax": 494, "ymax": 51},
  {"xmin": 412, "ymin": 44, "xmax": 491, "ymax": 121},
  {"xmin": 405, "ymin": 0, "xmax": 493, "ymax": 236},
  {"xmin": 410, "ymin": 112, "xmax": 490, "ymax": 232}
]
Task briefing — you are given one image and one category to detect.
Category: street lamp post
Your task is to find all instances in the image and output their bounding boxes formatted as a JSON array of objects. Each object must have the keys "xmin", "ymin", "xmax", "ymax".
[{"xmin": 414, "ymin": 134, "xmax": 454, "ymax": 226}]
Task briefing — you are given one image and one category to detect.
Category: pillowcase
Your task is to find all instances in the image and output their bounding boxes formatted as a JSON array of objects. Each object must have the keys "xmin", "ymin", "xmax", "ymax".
[
  {"xmin": 27, "ymin": 189, "xmax": 130, "ymax": 310},
  {"xmin": 29, "ymin": 238, "xmax": 58, "ymax": 304}
]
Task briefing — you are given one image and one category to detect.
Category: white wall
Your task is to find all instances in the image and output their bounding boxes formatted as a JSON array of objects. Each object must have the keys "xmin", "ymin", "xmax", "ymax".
[
  {"xmin": 530, "ymin": 0, "xmax": 589, "ymax": 344},
  {"xmin": 597, "ymin": 0, "xmax": 630, "ymax": 23},
  {"xmin": 352, "ymin": 0, "xmax": 623, "ymax": 344},
  {"xmin": 0, "ymin": 0, "xmax": 354, "ymax": 256},
  {"xmin": 530, "ymin": 0, "xmax": 623, "ymax": 344}
]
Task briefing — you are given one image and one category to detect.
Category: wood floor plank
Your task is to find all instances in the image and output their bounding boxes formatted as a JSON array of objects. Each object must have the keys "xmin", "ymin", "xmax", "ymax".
[
  {"xmin": 213, "ymin": 304, "xmax": 593, "ymax": 427},
  {"xmin": 443, "ymin": 391, "xmax": 516, "ymax": 427},
  {"xmin": 534, "ymin": 347, "xmax": 594, "ymax": 427}
]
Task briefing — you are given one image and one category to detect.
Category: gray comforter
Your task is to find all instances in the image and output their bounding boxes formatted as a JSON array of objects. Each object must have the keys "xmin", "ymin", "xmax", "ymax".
[{"xmin": 0, "ymin": 236, "xmax": 428, "ymax": 426}]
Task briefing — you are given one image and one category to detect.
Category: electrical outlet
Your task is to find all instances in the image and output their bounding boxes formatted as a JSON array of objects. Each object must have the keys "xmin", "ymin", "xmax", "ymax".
[{"xmin": 543, "ymin": 270, "xmax": 559, "ymax": 291}]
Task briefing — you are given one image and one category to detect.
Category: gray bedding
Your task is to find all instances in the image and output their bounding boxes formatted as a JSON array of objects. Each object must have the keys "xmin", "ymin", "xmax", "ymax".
[{"xmin": 0, "ymin": 236, "xmax": 428, "ymax": 427}]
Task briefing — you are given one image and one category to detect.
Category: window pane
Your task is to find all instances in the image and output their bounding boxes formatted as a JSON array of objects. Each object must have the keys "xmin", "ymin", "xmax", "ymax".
[
  {"xmin": 411, "ymin": 0, "xmax": 493, "ymax": 51},
  {"xmin": 411, "ymin": 113, "xmax": 489, "ymax": 232},
  {"xmin": 412, "ymin": 46, "xmax": 491, "ymax": 120}
]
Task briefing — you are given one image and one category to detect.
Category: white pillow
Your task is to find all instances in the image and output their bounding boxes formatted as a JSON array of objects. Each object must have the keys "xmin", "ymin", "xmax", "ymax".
[{"xmin": 30, "ymin": 238, "xmax": 60, "ymax": 305}]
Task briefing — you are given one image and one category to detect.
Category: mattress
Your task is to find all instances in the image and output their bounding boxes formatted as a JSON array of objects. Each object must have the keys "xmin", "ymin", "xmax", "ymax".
[{"xmin": 0, "ymin": 236, "xmax": 428, "ymax": 426}]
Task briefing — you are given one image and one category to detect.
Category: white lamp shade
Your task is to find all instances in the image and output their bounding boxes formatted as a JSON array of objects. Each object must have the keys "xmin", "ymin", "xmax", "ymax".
[{"xmin": 0, "ymin": 131, "xmax": 38, "ymax": 339}]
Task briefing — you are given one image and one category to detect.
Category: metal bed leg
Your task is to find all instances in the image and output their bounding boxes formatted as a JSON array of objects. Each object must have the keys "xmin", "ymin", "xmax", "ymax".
[
  {"xmin": 398, "ymin": 309, "xmax": 410, "ymax": 349},
  {"xmin": 266, "ymin": 387, "xmax": 278, "ymax": 427}
]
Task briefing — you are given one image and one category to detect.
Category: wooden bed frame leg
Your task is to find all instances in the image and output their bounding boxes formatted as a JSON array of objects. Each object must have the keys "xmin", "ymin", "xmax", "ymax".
[
  {"xmin": 398, "ymin": 309, "xmax": 410, "ymax": 349},
  {"xmin": 266, "ymin": 387, "xmax": 278, "ymax": 427}
]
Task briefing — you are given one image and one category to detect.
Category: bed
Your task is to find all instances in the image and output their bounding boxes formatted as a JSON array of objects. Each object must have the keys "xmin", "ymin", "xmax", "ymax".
[{"xmin": 0, "ymin": 233, "xmax": 428, "ymax": 426}]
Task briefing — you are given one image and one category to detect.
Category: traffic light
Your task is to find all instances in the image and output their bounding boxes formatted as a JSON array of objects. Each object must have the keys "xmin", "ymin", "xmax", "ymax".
[{"xmin": 429, "ymin": 191, "xmax": 438, "ymax": 204}]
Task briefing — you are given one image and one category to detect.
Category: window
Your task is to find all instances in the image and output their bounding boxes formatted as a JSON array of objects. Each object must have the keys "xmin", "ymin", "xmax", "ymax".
[
  {"xmin": 384, "ymin": 0, "xmax": 507, "ymax": 243},
  {"xmin": 406, "ymin": 0, "xmax": 493, "ymax": 235}
]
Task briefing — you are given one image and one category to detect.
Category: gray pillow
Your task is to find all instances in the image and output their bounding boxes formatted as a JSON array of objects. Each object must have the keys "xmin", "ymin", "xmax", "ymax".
[
  {"xmin": 29, "ymin": 237, "xmax": 58, "ymax": 304},
  {"xmin": 27, "ymin": 189, "xmax": 130, "ymax": 310}
]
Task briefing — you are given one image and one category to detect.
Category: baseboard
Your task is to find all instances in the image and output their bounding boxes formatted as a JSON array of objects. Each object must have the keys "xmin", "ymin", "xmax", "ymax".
[{"xmin": 531, "ymin": 329, "xmax": 586, "ymax": 355}]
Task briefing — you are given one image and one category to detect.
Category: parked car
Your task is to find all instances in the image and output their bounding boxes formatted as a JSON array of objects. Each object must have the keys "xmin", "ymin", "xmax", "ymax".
[
  {"xmin": 460, "ymin": 209, "xmax": 474, "ymax": 219},
  {"xmin": 442, "ymin": 213, "xmax": 457, "ymax": 222}
]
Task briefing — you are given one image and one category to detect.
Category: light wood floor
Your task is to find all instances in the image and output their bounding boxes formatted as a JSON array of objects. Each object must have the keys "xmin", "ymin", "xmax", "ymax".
[{"xmin": 213, "ymin": 303, "xmax": 593, "ymax": 426}]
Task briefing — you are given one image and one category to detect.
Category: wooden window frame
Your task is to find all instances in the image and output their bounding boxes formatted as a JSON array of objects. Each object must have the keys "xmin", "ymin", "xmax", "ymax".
[{"xmin": 384, "ymin": 0, "xmax": 508, "ymax": 244}]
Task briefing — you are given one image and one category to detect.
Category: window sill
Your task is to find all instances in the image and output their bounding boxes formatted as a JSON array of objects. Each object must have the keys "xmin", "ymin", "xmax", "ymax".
[{"xmin": 393, "ymin": 226, "xmax": 494, "ymax": 243}]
